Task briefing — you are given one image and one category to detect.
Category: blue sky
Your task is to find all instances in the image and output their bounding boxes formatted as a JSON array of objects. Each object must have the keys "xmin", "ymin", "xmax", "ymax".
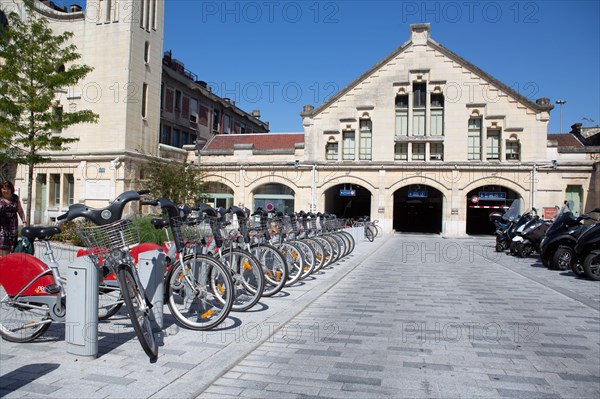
[{"xmin": 55, "ymin": 1, "xmax": 599, "ymax": 134}]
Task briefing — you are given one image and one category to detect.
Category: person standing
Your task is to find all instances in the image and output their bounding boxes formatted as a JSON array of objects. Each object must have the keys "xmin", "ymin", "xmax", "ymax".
[{"xmin": 0, "ymin": 180, "xmax": 27, "ymax": 256}]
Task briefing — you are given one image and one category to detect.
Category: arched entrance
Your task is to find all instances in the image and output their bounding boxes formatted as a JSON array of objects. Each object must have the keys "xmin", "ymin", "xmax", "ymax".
[
  {"xmin": 204, "ymin": 181, "xmax": 234, "ymax": 209},
  {"xmin": 393, "ymin": 185, "xmax": 443, "ymax": 233},
  {"xmin": 466, "ymin": 185, "xmax": 520, "ymax": 235},
  {"xmin": 253, "ymin": 183, "xmax": 295, "ymax": 213},
  {"xmin": 324, "ymin": 184, "xmax": 372, "ymax": 219}
]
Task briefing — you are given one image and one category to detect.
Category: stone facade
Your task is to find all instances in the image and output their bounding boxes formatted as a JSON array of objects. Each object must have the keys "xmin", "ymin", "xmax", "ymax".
[
  {"xmin": 198, "ymin": 24, "xmax": 597, "ymax": 236},
  {"xmin": 2, "ymin": 0, "xmax": 164, "ymax": 223}
]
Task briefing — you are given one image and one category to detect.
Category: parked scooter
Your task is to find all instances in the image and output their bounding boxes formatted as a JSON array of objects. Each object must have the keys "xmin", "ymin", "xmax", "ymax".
[
  {"xmin": 573, "ymin": 209, "xmax": 600, "ymax": 280},
  {"xmin": 492, "ymin": 199, "xmax": 522, "ymax": 252},
  {"xmin": 539, "ymin": 201, "xmax": 594, "ymax": 272},
  {"xmin": 510, "ymin": 209, "xmax": 552, "ymax": 258}
]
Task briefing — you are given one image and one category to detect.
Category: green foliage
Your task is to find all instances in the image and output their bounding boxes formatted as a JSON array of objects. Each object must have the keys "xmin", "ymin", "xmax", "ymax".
[
  {"xmin": 52, "ymin": 219, "xmax": 89, "ymax": 247},
  {"xmin": 144, "ymin": 159, "xmax": 207, "ymax": 206},
  {"xmin": 0, "ymin": 1, "xmax": 99, "ymax": 220},
  {"xmin": 136, "ymin": 215, "xmax": 169, "ymax": 246}
]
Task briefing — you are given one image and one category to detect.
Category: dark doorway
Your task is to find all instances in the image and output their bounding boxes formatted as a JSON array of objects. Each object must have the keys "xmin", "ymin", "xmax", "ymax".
[
  {"xmin": 324, "ymin": 184, "xmax": 372, "ymax": 220},
  {"xmin": 393, "ymin": 185, "xmax": 443, "ymax": 233},
  {"xmin": 466, "ymin": 185, "xmax": 520, "ymax": 235}
]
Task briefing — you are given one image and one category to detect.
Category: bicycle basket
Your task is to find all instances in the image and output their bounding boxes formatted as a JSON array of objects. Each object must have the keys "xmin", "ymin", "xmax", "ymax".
[
  {"xmin": 76, "ymin": 217, "xmax": 140, "ymax": 256},
  {"xmin": 173, "ymin": 216, "xmax": 214, "ymax": 246}
]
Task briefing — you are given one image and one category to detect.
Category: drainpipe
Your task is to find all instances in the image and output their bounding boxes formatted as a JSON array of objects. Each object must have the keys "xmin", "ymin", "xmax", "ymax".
[
  {"xmin": 311, "ymin": 164, "xmax": 317, "ymax": 212},
  {"xmin": 531, "ymin": 163, "xmax": 537, "ymax": 210}
]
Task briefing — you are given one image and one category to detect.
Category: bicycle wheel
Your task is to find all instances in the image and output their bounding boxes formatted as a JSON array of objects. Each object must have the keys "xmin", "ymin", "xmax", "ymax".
[
  {"xmin": 251, "ymin": 243, "xmax": 288, "ymax": 297},
  {"xmin": 279, "ymin": 242, "xmax": 304, "ymax": 286},
  {"xmin": 167, "ymin": 255, "xmax": 234, "ymax": 330},
  {"xmin": 322, "ymin": 235, "xmax": 341, "ymax": 264},
  {"xmin": 0, "ymin": 284, "xmax": 52, "ymax": 343},
  {"xmin": 98, "ymin": 281, "xmax": 123, "ymax": 320},
  {"xmin": 116, "ymin": 267, "xmax": 158, "ymax": 360},
  {"xmin": 340, "ymin": 230, "xmax": 355, "ymax": 255},
  {"xmin": 365, "ymin": 226, "xmax": 375, "ymax": 242},
  {"xmin": 220, "ymin": 248, "xmax": 265, "ymax": 312},
  {"xmin": 298, "ymin": 239, "xmax": 320, "ymax": 277},
  {"xmin": 313, "ymin": 236, "xmax": 334, "ymax": 270}
]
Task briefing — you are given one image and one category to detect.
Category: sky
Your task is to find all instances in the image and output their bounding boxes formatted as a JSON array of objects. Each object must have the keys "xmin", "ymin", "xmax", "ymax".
[{"xmin": 53, "ymin": 0, "xmax": 599, "ymax": 134}]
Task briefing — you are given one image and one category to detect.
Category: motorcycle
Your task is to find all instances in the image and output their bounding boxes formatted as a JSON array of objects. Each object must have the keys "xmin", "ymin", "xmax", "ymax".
[
  {"xmin": 509, "ymin": 208, "xmax": 552, "ymax": 258},
  {"xmin": 539, "ymin": 201, "xmax": 594, "ymax": 273},
  {"xmin": 573, "ymin": 209, "xmax": 600, "ymax": 280},
  {"xmin": 492, "ymin": 199, "xmax": 523, "ymax": 252}
]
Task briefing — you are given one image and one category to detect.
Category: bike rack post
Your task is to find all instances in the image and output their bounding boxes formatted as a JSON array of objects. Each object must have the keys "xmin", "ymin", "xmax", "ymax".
[
  {"xmin": 65, "ymin": 255, "xmax": 98, "ymax": 358},
  {"xmin": 138, "ymin": 249, "xmax": 166, "ymax": 332}
]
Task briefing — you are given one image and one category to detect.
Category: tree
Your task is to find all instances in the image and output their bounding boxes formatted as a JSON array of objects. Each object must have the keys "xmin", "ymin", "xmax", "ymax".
[
  {"xmin": 144, "ymin": 159, "xmax": 206, "ymax": 205},
  {"xmin": 0, "ymin": 0, "xmax": 98, "ymax": 222}
]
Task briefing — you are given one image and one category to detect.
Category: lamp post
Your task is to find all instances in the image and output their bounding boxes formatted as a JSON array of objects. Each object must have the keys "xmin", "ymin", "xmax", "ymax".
[{"xmin": 555, "ymin": 100, "xmax": 566, "ymax": 133}]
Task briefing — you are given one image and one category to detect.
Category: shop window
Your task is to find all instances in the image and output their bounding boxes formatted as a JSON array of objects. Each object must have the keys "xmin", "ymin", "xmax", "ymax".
[
  {"xmin": 359, "ymin": 119, "xmax": 372, "ymax": 160},
  {"xmin": 343, "ymin": 131, "xmax": 355, "ymax": 160},
  {"xmin": 468, "ymin": 118, "xmax": 482, "ymax": 160}
]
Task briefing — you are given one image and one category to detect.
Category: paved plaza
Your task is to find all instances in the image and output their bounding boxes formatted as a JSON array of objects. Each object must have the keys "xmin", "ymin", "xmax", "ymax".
[{"xmin": 1, "ymin": 234, "xmax": 599, "ymax": 399}]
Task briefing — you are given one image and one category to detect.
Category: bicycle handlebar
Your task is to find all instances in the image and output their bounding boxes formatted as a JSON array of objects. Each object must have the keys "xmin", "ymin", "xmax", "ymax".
[{"xmin": 57, "ymin": 190, "xmax": 149, "ymax": 225}]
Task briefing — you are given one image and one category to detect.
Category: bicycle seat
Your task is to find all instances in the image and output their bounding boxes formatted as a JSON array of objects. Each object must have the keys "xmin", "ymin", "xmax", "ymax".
[
  {"xmin": 150, "ymin": 219, "xmax": 169, "ymax": 229},
  {"xmin": 21, "ymin": 226, "xmax": 62, "ymax": 241}
]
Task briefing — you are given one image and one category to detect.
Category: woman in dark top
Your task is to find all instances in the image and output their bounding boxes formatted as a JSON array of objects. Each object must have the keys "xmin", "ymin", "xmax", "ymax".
[{"xmin": 0, "ymin": 180, "xmax": 27, "ymax": 256}]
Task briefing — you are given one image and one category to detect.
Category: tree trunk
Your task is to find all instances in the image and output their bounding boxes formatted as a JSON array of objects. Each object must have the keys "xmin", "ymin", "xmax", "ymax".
[{"xmin": 26, "ymin": 161, "xmax": 34, "ymax": 225}]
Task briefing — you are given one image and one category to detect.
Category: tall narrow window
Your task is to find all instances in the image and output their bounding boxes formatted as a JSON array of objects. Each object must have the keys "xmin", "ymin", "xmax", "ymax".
[
  {"xmin": 140, "ymin": 0, "xmax": 145, "ymax": 28},
  {"xmin": 63, "ymin": 174, "xmax": 74, "ymax": 206},
  {"xmin": 359, "ymin": 119, "xmax": 372, "ymax": 160},
  {"xmin": 326, "ymin": 142, "xmax": 338, "ymax": 160},
  {"xmin": 198, "ymin": 105, "xmax": 209, "ymax": 126},
  {"xmin": 430, "ymin": 93, "xmax": 444, "ymax": 136},
  {"xmin": 395, "ymin": 94, "xmax": 408, "ymax": 136},
  {"xmin": 150, "ymin": 0, "xmax": 156, "ymax": 30},
  {"xmin": 412, "ymin": 143, "xmax": 425, "ymax": 161},
  {"xmin": 189, "ymin": 98, "xmax": 198, "ymax": 124},
  {"xmin": 468, "ymin": 118, "xmax": 482, "ymax": 160},
  {"xmin": 141, "ymin": 83, "xmax": 148, "ymax": 118},
  {"xmin": 430, "ymin": 143, "xmax": 444, "ymax": 161},
  {"xmin": 342, "ymin": 131, "xmax": 355, "ymax": 160},
  {"xmin": 105, "ymin": 0, "xmax": 111, "ymax": 23},
  {"xmin": 394, "ymin": 143, "xmax": 408, "ymax": 161},
  {"xmin": 223, "ymin": 114, "xmax": 231, "ymax": 134},
  {"xmin": 487, "ymin": 129, "xmax": 500, "ymax": 160},
  {"xmin": 50, "ymin": 174, "xmax": 60, "ymax": 207},
  {"xmin": 175, "ymin": 90, "xmax": 182, "ymax": 112},
  {"xmin": 413, "ymin": 83, "xmax": 426, "ymax": 136},
  {"xmin": 506, "ymin": 139, "xmax": 520, "ymax": 161},
  {"xmin": 161, "ymin": 125, "xmax": 171, "ymax": 145},
  {"xmin": 213, "ymin": 109, "xmax": 221, "ymax": 133},
  {"xmin": 145, "ymin": 0, "xmax": 151, "ymax": 30},
  {"xmin": 144, "ymin": 41, "xmax": 150, "ymax": 64},
  {"xmin": 53, "ymin": 105, "xmax": 63, "ymax": 134}
]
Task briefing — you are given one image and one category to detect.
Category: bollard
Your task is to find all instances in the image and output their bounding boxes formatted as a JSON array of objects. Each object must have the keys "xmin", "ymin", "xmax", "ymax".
[
  {"xmin": 65, "ymin": 255, "xmax": 98, "ymax": 358},
  {"xmin": 137, "ymin": 249, "xmax": 166, "ymax": 332}
]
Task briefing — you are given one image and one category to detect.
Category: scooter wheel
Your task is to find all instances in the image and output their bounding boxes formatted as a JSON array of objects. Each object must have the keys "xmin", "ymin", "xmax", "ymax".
[
  {"xmin": 571, "ymin": 260, "xmax": 585, "ymax": 277},
  {"xmin": 518, "ymin": 244, "xmax": 532, "ymax": 258},
  {"xmin": 552, "ymin": 245, "xmax": 574, "ymax": 271},
  {"xmin": 583, "ymin": 251, "xmax": 600, "ymax": 281}
]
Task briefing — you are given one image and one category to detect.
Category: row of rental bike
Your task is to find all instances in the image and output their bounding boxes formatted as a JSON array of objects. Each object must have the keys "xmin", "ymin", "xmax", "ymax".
[
  {"xmin": 492, "ymin": 199, "xmax": 600, "ymax": 281},
  {"xmin": 0, "ymin": 190, "xmax": 359, "ymax": 361}
]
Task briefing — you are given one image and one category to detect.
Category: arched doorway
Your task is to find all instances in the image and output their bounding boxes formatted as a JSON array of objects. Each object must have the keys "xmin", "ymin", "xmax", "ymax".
[
  {"xmin": 466, "ymin": 185, "xmax": 520, "ymax": 235},
  {"xmin": 324, "ymin": 184, "xmax": 372, "ymax": 219},
  {"xmin": 204, "ymin": 181, "xmax": 234, "ymax": 209},
  {"xmin": 393, "ymin": 185, "xmax": 443, "ymax": 233},
  {"xmin": 253, "ymin": 183, "xmax": 295, "ymax": 213}
]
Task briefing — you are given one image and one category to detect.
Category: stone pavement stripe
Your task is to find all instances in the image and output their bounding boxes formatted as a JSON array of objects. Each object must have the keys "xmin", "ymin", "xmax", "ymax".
[
  {"xmin": 534, "ymin": 351, "xmax": 586, "ymax": 359},
  {"xmin": 327, "ymin": 373, "xmax": 382, "ymax": 386},
  {"xmin": 487, "ymin": 374, "xmax": 550, "ymax": 385},
  {"xmin": 162, "ymin": 361, "xmax": 196, "ymax": 370},
  {"xmin": 83, "ymin": 373, "xmax": 136, "ymax": 385},
  {"xmin": 295, "ymin": 349, "xmax": 341, "ymax": 357},
  {"xmin": 558, "ymin": 373, "xmax": 600, "ymax": 382},
  {"xmin": 402, "ymin": 362, "xmax": 454, "ymax": 371},
  {"xmin": 333, "ymin": 361, "xmax": 384, "ymax": 372},
  {"xmin": 2, "ymin": 381, "xmax": 61, "ymax": 395},
  {"xmin": 496, "ymin": 388, "xmax": 561, "ymax": 398},
  {"xmin": 540, "ymin": 343, "xmax": 590, "ymax": 350},
  {"xmin": 388, "ymin": 346, "xmax": 433, "ymax": 354},
  {"xmin": 476, "ymin": 352, "xmax": 527, "ymax": 360}
]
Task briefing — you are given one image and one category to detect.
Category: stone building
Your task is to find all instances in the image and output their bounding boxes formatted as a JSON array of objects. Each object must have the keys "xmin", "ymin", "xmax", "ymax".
[{"xmin": 198, "ymin": 24, "xmax": 597, "ymax": 236}]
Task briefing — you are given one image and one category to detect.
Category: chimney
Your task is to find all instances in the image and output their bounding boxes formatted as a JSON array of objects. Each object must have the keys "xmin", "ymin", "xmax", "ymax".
[
  {"xmin": 69, "ymin": 4, "xmax": 82, "ymax": 12},
  {"xmin": 251, "ymin": 109, "xmax": 261, "ymax": 118},
  {"xmin": 410, "ymin": 23, "xmax": 430, "ymax": 46},
  {"xmin": 536, "ymin": 97, "xmax": 550, "ymax": 106}
]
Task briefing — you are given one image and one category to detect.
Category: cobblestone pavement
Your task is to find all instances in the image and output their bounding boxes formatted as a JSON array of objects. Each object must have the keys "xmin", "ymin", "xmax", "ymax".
[{"xmin": 1, "ymin": 234, "xmax": 599, "ymax": 399}]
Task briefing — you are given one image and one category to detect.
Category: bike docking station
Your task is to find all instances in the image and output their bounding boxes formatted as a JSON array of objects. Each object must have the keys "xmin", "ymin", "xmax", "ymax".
[
  {"xmin": 65, "ymin": 254, "xmax": 99, "ymax": 359},
  {"xmin": 64, "ymin": 249, "xmax": 166, "ymax": 359},
  {"xmin": 137, "ymin": 249, "xmax": 167, "ymax": 332}
]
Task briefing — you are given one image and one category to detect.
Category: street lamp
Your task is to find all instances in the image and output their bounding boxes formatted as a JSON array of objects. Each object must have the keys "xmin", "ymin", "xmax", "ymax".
[{"xmin": 555, "ymin": 100, "xmax": 566, "ymax": 133}]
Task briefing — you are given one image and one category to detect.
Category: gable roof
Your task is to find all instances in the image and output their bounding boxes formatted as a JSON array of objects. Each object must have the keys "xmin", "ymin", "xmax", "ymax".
[
  {"xmin": 547, "ymin": 134, "xmax": 584, "ymax": 148},
  {"xmin": 306, "ymin": 25, "xmax": 553, "ymax": 118},
  {"xmin": 204, "ymin": 133, "xmax": 304, "ymax": 152}
]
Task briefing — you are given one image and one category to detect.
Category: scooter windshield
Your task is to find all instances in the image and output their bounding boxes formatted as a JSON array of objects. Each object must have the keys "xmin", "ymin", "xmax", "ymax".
[{"xmin": 502, "ymin": 199, "xmax": 523, "ymax": 222}]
